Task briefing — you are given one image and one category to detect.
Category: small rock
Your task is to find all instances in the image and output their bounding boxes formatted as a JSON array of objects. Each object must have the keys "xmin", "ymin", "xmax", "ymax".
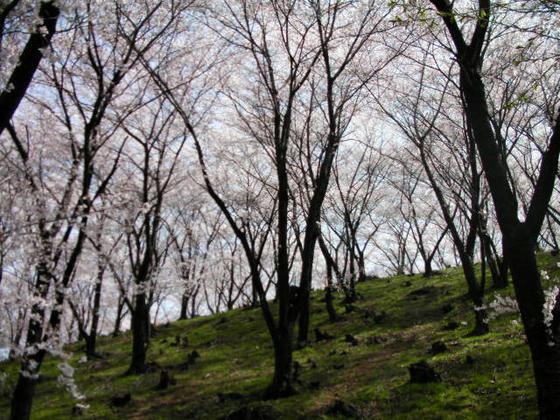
[
  {"xmin": 326, "ymin": 400, "xmax": 359, "ymax": 417},
  {"xmin": 441, "ymin": 304, "xmax": 455, "ymax": 314},
  {"xmin": 430, "ymin": 341, "xmax": 448, "ymax": 355},
  {"xmin": 367, "ymin": 335, "xmax": 388, "ymax": 345},
  {"xmin": 217, "ymin": 392, "xmax": 244, "ymax": 403},
  {"xmin": 442, "ymin": 321, "xmax": 459, "ymax": 331},
  {"xmin": 110, "ymin": 392, "xmax": 131, "ymax": 407},
  {"xmin": 408, "ymin": 360, "xmax": 441, "ymax": 383},
  {"xmin": 344, "ymin": 303, "xmax": 357, "ymax": 313},
  {"xmin": 315, "ymin": 328, "xmax": 335, "ymax": 342},
  {"xmin": 72, "ymin": 403, "xmax": 89, "ymax": 416},
  {"xmin": 345, "ymin": 334, "xmax": 360, "ymax": 346},
  {"xmin": 406, "ymin": 286, "xmax": 437, "ymax": 298},
  {"xmin": 188, "ymin": 350, "xmax": 200, "ymax": 363},
  {"xmin": 223, "ymin": 403, "xmax": 281, "ymax": 420}
]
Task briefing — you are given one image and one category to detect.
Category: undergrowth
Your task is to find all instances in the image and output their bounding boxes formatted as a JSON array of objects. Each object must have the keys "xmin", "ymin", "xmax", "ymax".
[{"xmin": 2, "ymin": 253, "xmax": 557, "ymax": 419}]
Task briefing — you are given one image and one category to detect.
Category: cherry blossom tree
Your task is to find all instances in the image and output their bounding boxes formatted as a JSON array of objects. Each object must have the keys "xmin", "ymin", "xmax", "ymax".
[
  {"xmin": 0, "ymin": 0, "xmax": 60, "ymax": 136},
  {"xmin": 424, "ymin": 0, "xmax": 560, "ymax": 416}
]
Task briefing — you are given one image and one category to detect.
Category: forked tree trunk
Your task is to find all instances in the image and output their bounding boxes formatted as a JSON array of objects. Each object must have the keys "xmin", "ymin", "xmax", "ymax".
[{"xmin": 423, "ymin": 259, "xmax": 434, "ymax": 278}]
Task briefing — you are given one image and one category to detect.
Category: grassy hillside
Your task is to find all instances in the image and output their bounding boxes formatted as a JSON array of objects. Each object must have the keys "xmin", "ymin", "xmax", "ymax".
[{"xmin": 3, "ymin": 253, "xmax": 559, "ymax": 419}]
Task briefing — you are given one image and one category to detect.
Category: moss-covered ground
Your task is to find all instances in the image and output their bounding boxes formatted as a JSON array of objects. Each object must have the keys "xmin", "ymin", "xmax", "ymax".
[{"xmin": 2, "ymin": 253, "xmax": 558, "ymax": 419}]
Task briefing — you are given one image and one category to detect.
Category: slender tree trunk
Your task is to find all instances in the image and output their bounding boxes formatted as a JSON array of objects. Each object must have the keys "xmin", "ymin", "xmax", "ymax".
[
  {"xmin": 325, "ymin": 263, "xmax": 338, "ymax": 322},
  {"xmin": 127, "ymin": 292, "xmax": 149, "ymax": 374},
  {"xmin": 0, "ymin": 1, "xmax": 60, "ymax": 137},
  {"xmin": 264, "ymin": 326, "xmax": 296, "ymax": 399},
  {"xmin": 113, "ymin": 300, "xmax": 124, "ymax": 337},
  {"xmin": 461, "ymin": 254, "xmax": 489, "ymax": 336},
  {"xmin": 357, "ymin": 253, "xmax": 366, "ymax": 283},
  {"xmin": 179, "ymin": 293, "xmax": 189, "ymax": 320},
  {"xmin": 86, "ymin": 264, "xmax": 104, "ymax": 357}
]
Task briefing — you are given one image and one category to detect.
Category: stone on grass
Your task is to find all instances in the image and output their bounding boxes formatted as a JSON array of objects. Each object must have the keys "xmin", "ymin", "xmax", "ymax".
[
  {"xmin": 442, "ymin": 321, "xmax": 459, "ymax": 331},
  {"xmin": 408, "ymin": 360, "xmax": 441, "ymax": 383},
  {"xmin": 110, "ymin": 392, "xmax": 131, "ymax": 407},
  {"xmin": 326, "ymin": 400, "xmax": 359, "ymax": 417},
  {"xmin": 315, "ymin": 328, "xmax": 334, "ymax": 342},
  {"xmin": 430, "ymin": 341, "xmax": 448, "ymax": 355},
  {"xmin": 223, "ymin": 403, "xmax": 281, "ymax": 420},
  {"xmin": 344, "ymin": 334, "xmax": 360, "ymax": 346}
]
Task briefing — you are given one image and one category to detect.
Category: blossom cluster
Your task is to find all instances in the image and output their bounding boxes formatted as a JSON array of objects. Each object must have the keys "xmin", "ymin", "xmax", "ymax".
[{"xmin": 478, "ymin": 269, "xmax": 560, "ymax": 346}]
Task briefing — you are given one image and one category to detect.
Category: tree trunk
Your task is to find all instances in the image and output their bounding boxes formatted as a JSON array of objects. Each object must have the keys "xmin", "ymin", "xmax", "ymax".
[
  {"xmin": 113, "ymin": 300, "xmax": 124, "ymax": 337},
  {"xmin": 506, "ymin": 235, "xmax": 560, "ymax": 420},
  {"xmin": 127, "ymin": 293, "xmax": 149, "ymax": 374},
  {"xmin": 264, "ymin": 327, "xmax": 296, "ymax": 400},
  {"xmin": 423, "ymin": 259, "xmax": 433, "ymax": 278},
  {"xmin": 179, "ymin": 293, "xmax": 188, "ymax": 320},
  {"xmin": 9, "ymin": 350, "xmax": 45, "ymax": 420},
  {"xmin": 10, "ymin": 310, "xmax": 46, "ymax": 420},
  {"xmin": 86, "ymin": 265, "xmax": 104, "ymax": 357},
  {"xmin": 462, "ymin": 257, "xmax": 489, "ymax": 336},
  {"xmin": 325, "ymin": 263, "xmax": 338, "ymax": 322}
]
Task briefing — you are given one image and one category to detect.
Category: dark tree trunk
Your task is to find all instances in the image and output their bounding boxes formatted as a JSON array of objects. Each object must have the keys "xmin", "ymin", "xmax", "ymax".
[
  {"xmin": 507, "ymin": 236, "xmax": 560, "ymax": 420},
  {"xmin": 127, "ymin": 293, "xmax": 149, "ymax": 374},
  {"xmin": 86, "ymin": 264, "xmax": 104, "ymax": 357},
  {"xmin": 461, "ymin": 254, "xmax": 489, "ymax": 336},
  {"xmin": 423, "ymin": 259, "xmax": 433, "ymax": 278},
  {"xmin": 325, "ymin": 263, "xmax": 338, "ymax": 322},
  {"xmin": 450, "ymin": 4, "xmax": 560, "ymax": 413},
  {"xmin": 9, "ymin": 350, "xmax": 45, "ymax": 420},
  {"xmin": 179, "ymin": 293, "xmax": 188, "ymax": 320},
  {"xmin": 0, "ymin": 1, "xmax": 60, "ymax": 138},
  {"xmin": 357, "ymin": 253, "xmax": 366, "ymax": 283},
  {"xmin": 113, "ymin": 300, "xmax": 124, "ymax": 337},
  {"xmin": 264, "ymin": 327, "xmax": 297, "ymax": 399},
  {"xmin": 10, "ymin": 262, "xmax": 51, "ymax": 420}
]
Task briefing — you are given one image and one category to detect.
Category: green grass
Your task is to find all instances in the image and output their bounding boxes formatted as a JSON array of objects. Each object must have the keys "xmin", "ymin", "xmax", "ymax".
[{"xmin": 2, "ymin": 253, "xmax": 557, "ymax": 419}]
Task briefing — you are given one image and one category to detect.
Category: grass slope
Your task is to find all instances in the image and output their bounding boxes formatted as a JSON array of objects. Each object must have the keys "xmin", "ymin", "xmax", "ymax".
[{"xmin": 3, "ymin": 253, "xmax": 559, "ymax": 419}]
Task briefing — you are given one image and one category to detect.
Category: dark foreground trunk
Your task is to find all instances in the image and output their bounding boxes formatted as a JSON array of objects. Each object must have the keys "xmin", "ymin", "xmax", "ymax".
[
  {"xmin": 127, "ymin": 293, "xmax": 150, "ymax": 374},
  {"xmin": 507, "ymin": 238, "xmax": 560, "ymax": 420},
  {"xmin": 10, "ymin": 351, "xmax": 46, "ymax": 420},
  {"xmin": 264, "ymin": 327, "xmax": 297, "ymax": 400}
]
